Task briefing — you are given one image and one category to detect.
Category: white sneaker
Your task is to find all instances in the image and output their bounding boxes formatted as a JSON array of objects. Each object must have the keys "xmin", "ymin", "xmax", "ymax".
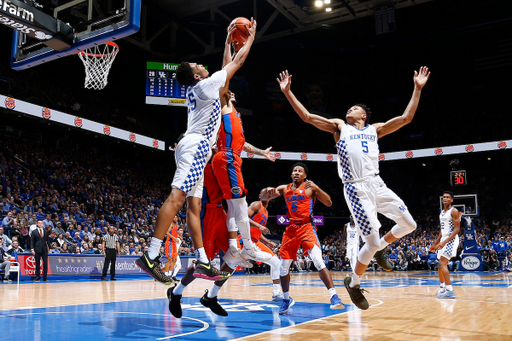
[
  {"xmin": 436, "ymin": 287, "xmax": 446, "ymax": 297},
  {"xmin": 223, "ymin": 247, "xmax": 253, "ymax": 268},
  {"xmin": 241, "ymin": 244, "xmax": 272, "ymax": 262}
]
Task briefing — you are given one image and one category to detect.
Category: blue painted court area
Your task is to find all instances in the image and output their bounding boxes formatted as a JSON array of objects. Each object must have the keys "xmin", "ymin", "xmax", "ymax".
[{"xmin": 0, "ymin": 297, "xmax": 352, "ymax": 340}]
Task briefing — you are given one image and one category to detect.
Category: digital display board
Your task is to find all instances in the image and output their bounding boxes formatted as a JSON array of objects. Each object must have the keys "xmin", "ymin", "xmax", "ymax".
[{"xmin": 145, "ymin": 62, "xmax": 207, "ymax": 107}]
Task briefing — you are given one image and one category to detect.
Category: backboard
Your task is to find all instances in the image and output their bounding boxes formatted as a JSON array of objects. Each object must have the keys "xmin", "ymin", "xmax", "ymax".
[
  {"xmin": 439, "ymin": 194, "xmax": 479, "ymax": 217},
  {"xmin": 10, "ymin": 0, "xmax": 140, "ymax": 70}
]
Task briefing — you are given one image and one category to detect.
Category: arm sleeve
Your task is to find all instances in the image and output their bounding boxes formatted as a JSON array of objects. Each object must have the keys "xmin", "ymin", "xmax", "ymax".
[{"xmin": 196, "ymin": 70, "xmax": 227, "ymax": 100}]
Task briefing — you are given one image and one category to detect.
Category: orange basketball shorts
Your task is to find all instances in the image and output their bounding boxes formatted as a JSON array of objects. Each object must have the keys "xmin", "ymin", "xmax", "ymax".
[
  {"xmin": 201, "ymin": 203, "xmax": 229, "ymax": 260},
  {"xmin": 279, "ymin": 223, "xmax": 320, "ymax": 261},
  {"xmin": 212, "ymin": 150, "xmax": 247, "ymax": 200}
]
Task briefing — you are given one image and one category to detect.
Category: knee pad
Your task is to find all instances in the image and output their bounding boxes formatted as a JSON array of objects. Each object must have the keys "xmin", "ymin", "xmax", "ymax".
[
  {"xmin": 267, "ymin": 255, "xmax": 281, "ymax": 280},
  {"xmin": 308, "ymin": 245, "xmax": 326, "ymax": 271},
  {"xmin": 357, "ymin": 244, "xmax": 374, "ymax": 266},
  {"xmin": 362, "ymin": 232, "xmax": 382, "ymax": 254},
  {"xmin": 280, "ymin": 258, "xmax": 293, "ymax": 277},
  {"xmin": 390, "ymin": 211, "xmax": 417, "ymax": 239}
]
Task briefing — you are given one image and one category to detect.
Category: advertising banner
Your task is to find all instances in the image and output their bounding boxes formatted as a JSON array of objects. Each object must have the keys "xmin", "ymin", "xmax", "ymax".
[{"xmin": 276, "ymin": 215, "xmax": 324, "ymax": 226}]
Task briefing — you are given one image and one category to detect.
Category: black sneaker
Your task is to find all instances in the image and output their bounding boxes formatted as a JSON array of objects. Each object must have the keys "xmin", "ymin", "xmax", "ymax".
[
  {"xmin": 192, "ymin": 260, "xmax": 231, "ymax": 281},
  {"xmin": 374, "ymin": 250, "xmax": 393, "ymax": 271},
  {"xmin": 200, "ymin": 290, "xmax": 228, "ymax": 316},
  {"xmin": 344, "ymin": 277, "xmax": 369, "ymax": 310},
  {"xmin": 135, "ymin": 252, "xmax": 172, "ymax": 285},
  {"xmin": 172, "ymin": 276, "xmax": 178, "ymax": 282},
  {"xmin": 167, "ymin": 286, "xmax": 182, "ymax": 318}
]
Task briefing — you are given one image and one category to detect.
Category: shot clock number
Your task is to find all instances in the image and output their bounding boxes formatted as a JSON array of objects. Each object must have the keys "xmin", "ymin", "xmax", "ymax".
[{"xmin": 450, "ymin": 170, "xmax": 467, "ymax": 186}]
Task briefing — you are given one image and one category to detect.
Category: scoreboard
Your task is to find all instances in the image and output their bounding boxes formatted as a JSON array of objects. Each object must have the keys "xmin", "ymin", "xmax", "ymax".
[{"xmin": 145, "ymin": 62, "xmax": 197, "ymax": 107}]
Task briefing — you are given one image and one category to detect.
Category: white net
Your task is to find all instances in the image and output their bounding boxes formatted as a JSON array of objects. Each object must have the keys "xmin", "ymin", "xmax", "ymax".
[{"xmin": 78, "ymin": 42, "xmax": 119, "ymax": 90}]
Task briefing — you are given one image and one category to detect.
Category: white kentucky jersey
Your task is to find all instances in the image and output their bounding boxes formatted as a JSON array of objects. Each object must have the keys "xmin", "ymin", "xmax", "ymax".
[
  {"xmin": 175, "ymin": 237, "xmax": 183, "ymax": 250},
  {"xmin": 440, "ymin": 207, "xmax": 455, "ymax": 237},
  {"xmin": 346, "ymin": 223, "xmax": 360, "ymax": 247},
  {"xmin": 336, "ymin": 124, "xmax": 379, "ymax": 183},
  {"xmin": 184, "ymin": 69, "xmax": 227, "ymax": 145}
]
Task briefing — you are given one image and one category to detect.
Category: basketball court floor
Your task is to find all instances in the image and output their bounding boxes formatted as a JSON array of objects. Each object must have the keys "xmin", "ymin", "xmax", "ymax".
[{"xmin": 2, "ymin": 270, "xmax": 512, "ymax": 340}]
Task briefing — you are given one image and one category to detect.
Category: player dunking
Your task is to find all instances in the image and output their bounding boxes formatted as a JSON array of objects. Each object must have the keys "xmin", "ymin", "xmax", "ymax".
[
  {"xmin": 211, "ymin": 36, "xmax": 275, "ymax": 264},
  {"xmin": 345, "ymin": 215, "xmax": 360, "ymax": 271},
  {"xmin": 430, "ymin": 191, "xmax": 460, "ymax": 299},
  {"xmin": 277, "ymin": 66, "xmax": 430, "ymax": 310},
  {"xmin": 168, "ymin": 161, "xmax": 249, "ymax": 318},
  {"xmin": 261, "ymin": 163, "xmax": 344, "ymax": 314},
  {"xmin": 136, "ymin": 19, "xmax": 257, "ymax": 284}
]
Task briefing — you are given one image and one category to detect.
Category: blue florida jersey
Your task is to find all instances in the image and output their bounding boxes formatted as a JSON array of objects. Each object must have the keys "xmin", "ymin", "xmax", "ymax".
[{"xmin": 336, "ymin": 124, "xmax": 379, "ymax": 183}]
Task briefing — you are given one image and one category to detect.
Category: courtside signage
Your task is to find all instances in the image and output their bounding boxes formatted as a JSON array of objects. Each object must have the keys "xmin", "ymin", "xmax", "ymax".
[{"xmin": 0, "ymin": 93, "xmax": 165, "ymax": 150}]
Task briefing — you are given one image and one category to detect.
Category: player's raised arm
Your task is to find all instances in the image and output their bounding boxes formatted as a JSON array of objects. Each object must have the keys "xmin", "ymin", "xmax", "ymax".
[
  {"xmin": 222, "ymin": 25, "xmax": 236, "ymax": 69},
  {"xmin": 305, "ymin": 180, "xmax": 332, "ymax": 207},
  {"xmin": 277, "ymin": 70, "xmax": 343, "ymax": 135},
  {"xmin": 260, "ymin": 185, "xmax": 286, "ymax": 201},
  {"xmin": 223, "ymin": 18, "xmax": 257, "ymax": 81},
  {"xmin": 374, "ymin": 66, "xmax": 430, "ymax": 139},
  {"xmin": 243, "ymin": 142, "xmax": 275, "ymax": 162}
]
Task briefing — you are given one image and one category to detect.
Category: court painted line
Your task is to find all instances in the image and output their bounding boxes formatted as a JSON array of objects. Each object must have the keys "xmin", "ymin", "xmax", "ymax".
[{"xmin": 232, "ymin": 299, "xmax": 384, "ymax": 340}]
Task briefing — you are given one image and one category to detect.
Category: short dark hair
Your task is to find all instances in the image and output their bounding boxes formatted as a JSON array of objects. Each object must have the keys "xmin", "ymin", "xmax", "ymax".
[
  {"xmin": 292, "ymin": 162, "xmax": 308, "ymax": 176},
  {"xmin": 176, "ymin": 62, "xmax": 195, "ymax": 86},
  {"xmin": 444, "ymin": 190, "xmax": 454, "ymax": 199},
  {"xmin": 355, "ymin": 103, "xmax": 372, "ymax": 125}
]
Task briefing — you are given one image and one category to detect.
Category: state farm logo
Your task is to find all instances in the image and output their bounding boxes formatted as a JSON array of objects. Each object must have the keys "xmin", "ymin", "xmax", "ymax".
[
  {"xmin": 153, "ymin": 139, "xmax": 159, "ymax": 148},
  {"xmin": 42, "ymin": 107, "xmax": 51, "ymax": 119},
  {"xmin": 103, "ymin": 125, "xmax": 111, "ymax": 135},
  {"xmin": 26, "ymin": 256, "xmax": 36, "ymax": 269},
  {"xmin": 406, "ymin": 151, "xmax": 414, "ymax": 159},
  {"xmin": 301, "ymin": 153, "xmax": 307, "ymax": 160},
  {"xmin": 378, "ymin": 153, "xmax": 385, "ymax": 161},
  {"xmin": 247, "ymin": 152, "xmax": 254, "ymax": 158},
  {"xmin": 326, "ymin": 154, "xmax": 333, "ymax": 161},
  {"xmin": 466, "ymin": 144, "xmax": 474, "ymax": 153},
  {"xmin": 5, "ymin": 97, "xmax": 15, "ymax": 109},
  {"xmin": 129, "ymin": 132, "xmax": 136, "ymax": 142},
  {"xmin": 74, "ymin": 117, "xmax": 83, "ymax": 128},
  {"xmin": 498, "ymin": 141, "xmax": 507, "ymax": 149},
  {"xmin": 435, "ymin": 147, "xmax": 443, "ymax": 155},
  {"xmin": 275, "ymin": 152, "xmax": 282, "ymax": 160},
  {"xmin": 461, "ymin": 256, "xmax": 480, "ymax": 270}
]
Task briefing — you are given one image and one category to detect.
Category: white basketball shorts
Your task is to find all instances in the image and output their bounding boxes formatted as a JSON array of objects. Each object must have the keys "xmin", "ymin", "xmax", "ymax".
[
  {"xmin": 172, "ymin": 133, "xmax": 212, "ymax": 199},
  {"xmin": 437, "ymin": 235, "xmax": 459, "ymax": 260},
  {"xmin": 343, "ymin": 175, "xmax": 408, "ymax": 237}
]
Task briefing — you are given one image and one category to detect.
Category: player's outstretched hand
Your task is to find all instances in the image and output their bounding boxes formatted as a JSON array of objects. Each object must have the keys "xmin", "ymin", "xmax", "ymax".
[
  {"xmin": 414, "ymin": 66, "xmax": 430, "ymax": 90},
  {"xmin": 247, "ymin": 17, "xmax": 257, "ymax": 38},
  {"xmin": 263, "ymin": 147, "xmax": 276, "ymax": 162},
  {"xmin": 277, "ymin": 70, "xmax": 292, "ymax": 93},
  {"xmin": 429, "ymin": 244, "xmax": 437, "ymax": 252}
]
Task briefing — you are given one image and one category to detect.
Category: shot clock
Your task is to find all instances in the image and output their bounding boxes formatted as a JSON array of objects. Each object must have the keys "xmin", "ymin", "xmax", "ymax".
[{"xmin": 450, "ymin": 170, "xmax": 467, "ymax": 186}]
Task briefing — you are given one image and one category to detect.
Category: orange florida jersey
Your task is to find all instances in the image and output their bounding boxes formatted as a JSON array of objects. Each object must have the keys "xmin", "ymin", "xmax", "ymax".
[
  {"xmin": 285, "ymin": 182, "xmax": 315, "ymax": 223},
  {"xmin": 216, "ymin": 106, "xmax": 245, "ymax": 153},
  {"xmin": 250, "ymin": 202, "xmax": 268, "ymax": 242}
]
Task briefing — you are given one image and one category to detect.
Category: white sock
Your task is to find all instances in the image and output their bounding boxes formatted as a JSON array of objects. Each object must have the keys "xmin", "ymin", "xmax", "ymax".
[
  {"xmin": 195, "ymin": 247, "xmax": 208, "ymax": 263},
  {"xmin": 350, "ymin": 273, "xmax": 362, "ymax": 288},
  {"xmin": 243, "ymin": 239, "xmax": 255, "ymax": 250},
  {"xmin": 272, "ymin": 284, "xmax": 281, "ymax": 295},
  {"xmin": 173, "ymin": 282, "xmax": 186, "ymax": 296},
  {"xmin": 208, "ymin": 284, "xmax": 222, "ymax": 298},
  {"xmin": 378, "ymin": 236, "xmax": 389, "ymax": 250},
  {"xmin": 440, "ymin": 282, "xmax": 446, "ymax": 288},
  {"xmin": 328, "ymin": 287, "xmax": 337, "ymax": 299},
  {"xmin": 446, "ymin": 285, "xmax": 453, "ymax": 291},
  {"xmin": 172, "ymin": 267, "xmax": 179, "ymax": 278},
  {"xmin": 148, "ymin": 237, "xmax": 163, "ymax": 260},
  {"xmin": 229, "ymin": 239, "xmax": 238, "ymax": 251},
  {"xmin": 283, "ymin": 292, "xmax": 290, "ymax": 300}
]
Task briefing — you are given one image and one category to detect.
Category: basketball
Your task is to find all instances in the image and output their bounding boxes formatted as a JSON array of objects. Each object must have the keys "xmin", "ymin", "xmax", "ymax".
[{"xmin": 230, "ymin": 17, "xmax": 252, "ymax": 44}]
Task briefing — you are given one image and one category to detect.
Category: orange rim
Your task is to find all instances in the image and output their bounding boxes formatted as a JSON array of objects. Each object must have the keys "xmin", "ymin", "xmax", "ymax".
[{"xmin": 78, "ymin": 42, "xmax": 119, "ymax": 57}]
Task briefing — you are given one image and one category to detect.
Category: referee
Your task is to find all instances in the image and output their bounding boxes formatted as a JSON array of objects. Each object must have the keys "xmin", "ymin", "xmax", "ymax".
[{"xmin": 101, "ymin": 226, "xmax": 120, "ymax": 281}]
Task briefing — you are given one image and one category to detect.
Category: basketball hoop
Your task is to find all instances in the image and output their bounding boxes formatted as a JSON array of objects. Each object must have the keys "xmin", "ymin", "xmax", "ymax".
[{"xmin": 78, "ymin": 42, "xmax": 119, "ymax": 90}]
